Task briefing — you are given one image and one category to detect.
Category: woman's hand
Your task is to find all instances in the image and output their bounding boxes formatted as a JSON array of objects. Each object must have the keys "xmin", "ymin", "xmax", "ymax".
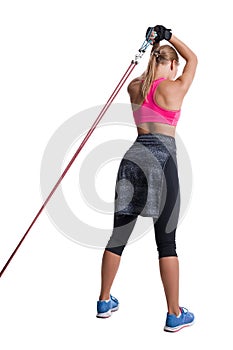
[
  {"xmin": 146, "ymin": 25, "xmax": 172, "ymax": 43},
  {"xmin": 146, "ymin": 27, "xmax": 158, "ymax": 42}
]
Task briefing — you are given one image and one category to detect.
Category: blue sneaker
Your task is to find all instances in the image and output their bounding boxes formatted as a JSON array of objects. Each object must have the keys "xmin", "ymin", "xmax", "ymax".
[
  {"xmin": 96, "ymin": 295, "xmax": 119, "ymax": 318},
  {"xmin": 164, "ymin": 307, "xmax": 195, "ymax": 332}
]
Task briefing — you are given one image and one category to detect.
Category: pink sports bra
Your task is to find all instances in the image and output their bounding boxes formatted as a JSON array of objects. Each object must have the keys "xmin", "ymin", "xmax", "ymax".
[{"xmin": 133, "ymin": 77, "xmax": 181, "ymax": 126}]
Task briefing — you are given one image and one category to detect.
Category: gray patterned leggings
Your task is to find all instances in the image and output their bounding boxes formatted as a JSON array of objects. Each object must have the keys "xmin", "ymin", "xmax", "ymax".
[{"xmin": 105, "ymin": 153, "xmax": 181, "ymax": 259}]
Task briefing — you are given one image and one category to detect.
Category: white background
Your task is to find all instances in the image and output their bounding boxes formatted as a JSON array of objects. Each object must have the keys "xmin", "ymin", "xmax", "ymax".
[{"xmin": 0, "ymin": 0, "xmax": 232, "ymax": 348}]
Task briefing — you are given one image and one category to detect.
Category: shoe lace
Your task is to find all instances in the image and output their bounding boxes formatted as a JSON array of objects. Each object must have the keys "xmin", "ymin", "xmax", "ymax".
[
  {"xmin": 110, "ymin": 295, "xmax": 118, "ymax": 303},
  {"xmin": 180, "ymin": 307, "xmax": 189, "ymax": 313}
]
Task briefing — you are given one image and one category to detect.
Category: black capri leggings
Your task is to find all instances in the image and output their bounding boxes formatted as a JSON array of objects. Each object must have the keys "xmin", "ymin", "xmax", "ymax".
[{"xmin": 105, "ymin": 153, "xmax": 181, "ymax": 259}]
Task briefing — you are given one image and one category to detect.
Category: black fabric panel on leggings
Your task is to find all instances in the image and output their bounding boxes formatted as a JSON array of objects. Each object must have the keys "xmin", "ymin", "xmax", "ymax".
[
  {"xmin": 153, "ymin": 153, "xmax": 180, "ymax": 258},
  {"xmin": 105, "ymin": 214, "xmax": 138, "ymax": 256}
]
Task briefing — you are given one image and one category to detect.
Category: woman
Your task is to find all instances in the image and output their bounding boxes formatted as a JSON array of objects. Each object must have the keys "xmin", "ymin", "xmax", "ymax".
[{"xmin": 96, "ymin": 25, "xmax": 198, "ymax": 332}]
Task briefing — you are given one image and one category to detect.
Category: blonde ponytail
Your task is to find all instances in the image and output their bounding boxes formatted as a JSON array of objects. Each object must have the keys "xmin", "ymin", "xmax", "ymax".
[{"xmin": 141, "ymin": 44, "xmax": 179, "ymax": 99}]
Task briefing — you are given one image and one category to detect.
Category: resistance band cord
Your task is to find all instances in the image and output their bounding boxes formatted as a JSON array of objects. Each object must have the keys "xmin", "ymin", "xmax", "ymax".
[{"xmin": 0, "ymin": 28, "xmax": 155, "ymax": 279}]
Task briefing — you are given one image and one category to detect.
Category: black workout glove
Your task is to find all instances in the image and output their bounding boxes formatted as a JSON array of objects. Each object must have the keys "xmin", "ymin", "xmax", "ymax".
[
  {"xmin": 146, "ymin": 25, "xmax": 172, "ymax": 43},
  {"xmin": 154, "ymin": 25, "xmax": 172, "ymax": 42}
]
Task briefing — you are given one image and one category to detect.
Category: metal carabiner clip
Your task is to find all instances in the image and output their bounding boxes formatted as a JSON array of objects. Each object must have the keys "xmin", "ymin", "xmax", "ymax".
[{"xmin": 132, "ymin": 26, "xmax": 157, "ymax": 64}]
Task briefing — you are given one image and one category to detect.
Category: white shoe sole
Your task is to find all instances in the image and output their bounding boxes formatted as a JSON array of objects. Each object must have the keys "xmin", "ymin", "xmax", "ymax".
[
  {"xmin": 96, "ymin": 306, "xmax": 119, "ymax": 318},
  {"xmin": 164, "ymin": 320, "xmax": 195, "ymax": 332}
]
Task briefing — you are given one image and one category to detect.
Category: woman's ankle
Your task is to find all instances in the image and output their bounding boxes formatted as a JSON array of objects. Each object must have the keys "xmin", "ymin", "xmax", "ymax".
[
  {"xmin": 99, "ymin": 293, "xmax": 110, "ymax": 301},
  {"xmin": 168, "ymin": 306, "xmax": 181, "ymax": 316}
]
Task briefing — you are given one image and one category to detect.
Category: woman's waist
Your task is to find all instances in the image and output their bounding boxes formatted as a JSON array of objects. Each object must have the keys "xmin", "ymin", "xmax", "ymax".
[
  {"xmin": 137, "ymin": 122, "xmax": 176, "ymax": 138},
  {"xmin": 135, "ymin": 132, "xmax": 176, "ymax": 146},
  {"xmin": 129, "ymin": 132, "xmax": 177, "ymax": 156}
]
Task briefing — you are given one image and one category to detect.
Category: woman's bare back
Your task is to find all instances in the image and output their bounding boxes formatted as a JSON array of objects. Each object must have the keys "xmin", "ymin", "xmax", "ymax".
[{"xmin": 128, "ymin": 78, "xmax": 178, "ymax": 137}]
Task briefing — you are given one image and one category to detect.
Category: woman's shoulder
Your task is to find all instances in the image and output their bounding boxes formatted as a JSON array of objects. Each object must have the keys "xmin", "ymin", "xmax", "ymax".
[
  {"xmin": 129, "ymin": 76, "xmax": 144, "ymax": 85},
  {"xmin": 127, "ymin": 77, "xmax": 144, "ymax": 93},
  {"xmin": 155, "ymin": 79, "xmax": 184, "ymax": 110}
]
